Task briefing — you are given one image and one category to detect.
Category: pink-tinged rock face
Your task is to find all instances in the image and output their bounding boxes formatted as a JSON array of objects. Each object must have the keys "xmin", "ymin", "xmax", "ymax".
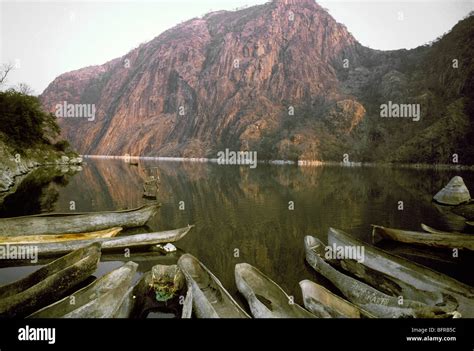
[{"xmin": 40, "ymin": 1, "xmax": 364, "ymax": 158}]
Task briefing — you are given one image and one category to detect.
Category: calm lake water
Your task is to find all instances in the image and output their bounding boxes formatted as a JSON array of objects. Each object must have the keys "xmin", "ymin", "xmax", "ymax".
[{"xmin": 1, "ymin": 159, "xmax": 474, "ymax": 315}]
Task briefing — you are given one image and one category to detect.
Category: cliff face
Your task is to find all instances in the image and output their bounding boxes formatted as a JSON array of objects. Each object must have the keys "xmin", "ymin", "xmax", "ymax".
[{"xmin": 40, "ymin": 0, "xmax": 474, "ymax": 163}]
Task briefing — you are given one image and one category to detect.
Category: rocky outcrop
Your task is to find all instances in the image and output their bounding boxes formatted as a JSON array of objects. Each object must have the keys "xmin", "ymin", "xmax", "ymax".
[
  {"xmin": 40, "ymin": 0, "xmax": 364, "ymax": 158},
  {"xmin": 0, "ymin": 138, "xmax": 82, "ymax": 196},
  {"xmin": 40, "ymin": 0, "xmax": 474, "ymax": 163}
]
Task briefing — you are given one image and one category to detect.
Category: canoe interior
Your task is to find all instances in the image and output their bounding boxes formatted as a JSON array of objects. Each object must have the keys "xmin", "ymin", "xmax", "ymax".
[
  {"xmin": 235, "ymin": 263, "xmax": 314, "ymax": 318},
  {"xmin": 300, "ymin": 279, "xmax": 362, "ymax": 318},
  {"xmin": 304, "ymin": 235, "xmax": 459, "ymax": 318},
  {"xmin": 329, "ymin": 227, "xmax": 474, "ymax": 317},
  {"xmin": 29, "ymin": 261, "xmax": 138, "ymax": 318},
  {"xmin": 0, "ymin": 227, "xmax": 123, "ymax": 245},
  {"xmin": 9, "ymin": 225, "xmax": 194, "ymax": 257},
  {"xmin": 178, "ymin": 254, "xmax": 249, "ymax": 318},
  {"xmin": 0, "ymin": 244, "xmax": 101, "ymax": 318},
  {"xmin": 0, "ymin": 244, "xmax": 101, "ymax": 299}
]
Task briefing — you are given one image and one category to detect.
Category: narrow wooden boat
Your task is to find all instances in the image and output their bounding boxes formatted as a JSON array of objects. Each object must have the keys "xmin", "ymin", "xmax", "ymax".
[
  {"xmin": 114, "ymin": 286, "xmax": 136, "ymax": 318},
  {"xmin": 181, "ymin": 288, "xmax": 193, "ymax": 319},
  {"xmin": 376, "ymin": 242, "xmax": 461, "ymax": 265},
  {"xmin": 329, "ymin": 228, "xmax": 474, "ymax": 317},
  {"xmin": 299, "ymin": 280, "xmax": 372, "ymax": 318},
  {"xmin": 127, "ymin": 271, "xmax": 153, "ymax": 318},
  {"xmin": 0, "ymin": 227, "xmax": 122, "ymax": 245},
  {"xmin": 467, "ymin": 221, "xmax": 474, "ymax": 227},
  {"xmin": 304, "ymin": 236, "xmax": 456, "ymax": 318},
  {"xmin": 8, "ymin": 225, "xmax": 194, "ymax": 257},
  {"xmin": 235, "ymin": 263, "xmax": 314, "ymax": 318},
  {"xmin": 177, "ymin": 254, "xmax": 250, "ymax": 318},
  {"xmin": 0, "ymin": 244, "xmax": 101, "ymax": 318},
  {"xmin": 326, "ymin": 256, "xmax": 444, "ymax": 306},
  {"xmin": 372, "ymin": 225, "xmax": 474, "ymax": 251},
  {"xmin": 0, "ymin": 249, "xmax": 179, "ymax": 271},
  {"xmin": 421, "ymin": 223, "xmax": 462, "ymax": 235},
  {"xmin": 29, "ymin": 261, "xmax": 138, "ymax": 318},
  {"xmin": 0, "ymin": 203, "xmax": 160, "ymax": 236}
]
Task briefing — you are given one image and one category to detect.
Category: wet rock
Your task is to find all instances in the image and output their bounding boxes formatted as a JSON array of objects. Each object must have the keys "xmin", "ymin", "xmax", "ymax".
[
  {"xmin": 433, "ymin": 176, "xmax": 471, "ymax": 206},
  {"xmin": 69, "ymin": 157, "xmax": 83, "ymax": 165}
]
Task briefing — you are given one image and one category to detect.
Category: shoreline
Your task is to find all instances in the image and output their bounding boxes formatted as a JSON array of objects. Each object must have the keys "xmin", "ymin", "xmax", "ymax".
[{"xmin": 82, "ymin": 155, "xmax": 474, "ymax": 171}]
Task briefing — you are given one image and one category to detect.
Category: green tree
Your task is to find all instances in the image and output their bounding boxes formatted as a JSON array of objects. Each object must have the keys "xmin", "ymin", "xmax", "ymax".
[{"xmin": 0, "ymin": 89, "xmax": 61, "ymax": 150}]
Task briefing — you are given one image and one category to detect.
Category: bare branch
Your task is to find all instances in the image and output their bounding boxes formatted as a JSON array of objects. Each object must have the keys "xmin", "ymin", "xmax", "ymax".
[
  {"xmin": 16, "ymin": 82, "xmax": 34, "ymax": 95},
  {"xmin": 0, "ymin": 63, "xmax": 14, "ymax": 85}
]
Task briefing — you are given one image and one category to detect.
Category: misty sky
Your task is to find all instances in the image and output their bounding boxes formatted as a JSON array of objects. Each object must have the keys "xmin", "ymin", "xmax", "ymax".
[{"xmin": 1, "ymin": 0, "xmax": 473, "ymax": 94}]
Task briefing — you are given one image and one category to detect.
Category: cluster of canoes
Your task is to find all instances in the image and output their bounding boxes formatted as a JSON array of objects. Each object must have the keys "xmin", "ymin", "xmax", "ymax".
[
  {"xmin": 0, "ymin": 203, "xmax": 195, "ymax": 256},
  {"xmin": 178, "ymin": 226, "xmax": 473, "ymax": 318},
  {"xmin": 0, "ymin": 203, "xmax": 196, "ymax": 317},
  {"xmin": 3, "ymin": 222, "xmax": 473, "ymax": 318}
]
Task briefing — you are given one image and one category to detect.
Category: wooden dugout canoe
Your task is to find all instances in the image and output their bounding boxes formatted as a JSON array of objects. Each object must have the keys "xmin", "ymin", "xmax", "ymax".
[
  {"xmin": 325, "ymin": 256, "xmax": 445, "ymax": 307},
  {"xmin": 177, "ymin": 254, "xmax": 250, "ymax": 318},
  {"xmin": 0, "ymin": 227, "xmax": 122, "ymax": 245},
  {"xmin": 376, "ymin": 242, "xmax": 461, "ymax": 265},
  {"xmin": 0, "ymin": 244, "xmax": 101, "ymax": 318},
  {"xmin": 299, "ymin": 280, "xmax": 372, "ymax": 318},
  {"xmin": 304, "ymin": 236, "xmax": 456, "ymax": 318},
  {"xmin": 2, "ymin": 225, "xmax": 194, "ymax": 257},
  {"xmin": 29, "ymin": 261, "xmax": 138, "ymax": 318},
  {"xmin": 235, "ymin": 263, "xmax": 314, "ymax": 318},
  {"xmin": 421, "ymin": 223, "xmax": 463, "ymax": 235},
  {"xmin": 0, "ymin": 203, "xmax": 160, "ymax": 236},
  {"xmin": 373, "ymin": 225, "xmax": 474, "ymax": 251},
  {"xmin": 328, "ymin": 227, "xmax": 474, "ymax": 317}
]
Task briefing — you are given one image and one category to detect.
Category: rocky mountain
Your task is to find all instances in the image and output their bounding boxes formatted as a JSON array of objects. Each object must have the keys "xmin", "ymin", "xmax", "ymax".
[{"xmin": 40, "ymin": 0, "xmax": 474, "ymax": 164}]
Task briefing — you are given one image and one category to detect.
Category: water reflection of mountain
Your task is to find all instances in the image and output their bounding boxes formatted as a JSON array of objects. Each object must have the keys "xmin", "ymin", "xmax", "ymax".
[{"xmin": 50, "ymin": 160, "xmax": 474, "ymax": 300}]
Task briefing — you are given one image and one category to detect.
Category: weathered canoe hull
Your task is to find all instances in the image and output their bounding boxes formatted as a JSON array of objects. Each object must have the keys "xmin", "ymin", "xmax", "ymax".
[
  {"xmin": 235, "ymin": 263, "xmax": 315, "ymax": 318},
  {"xmin": 2, "ymin": 225, "xmax": 194, "ymax": 257},
  {"xmin": 0, "ymin": 228, "xmax": 122, "ymax": 245},
  {"xmin": 304, "ymin": 236, "xmax": 456, "ymax": 318},
  {"xmin": 177, "ymin": 254, "xmax": 250, "ymax": 318},
  {"xmin": 113, "ymin": 286, "xmax": 137, "ymax": 319},
  {"xmin": 326, "ymin": 257, "xmax": 445, "ymax": 306},
  {"xmin": 421, "ymin": 223, "xmax": 462, "ymax": 235},
  {"xmin": 376, "ymin": 241, "xmax": 462, "ymax": 265},
  {"xmin": 373, "ymin": 225, "xmax": 474, "ymax": 251},
  {"xmin": 0, "ymin": 203, "xmax": 160, "ymax": 236},
  {"xmin": 299, "ymin": 280, "xmax": 369, "ymax": 318},
  {"xmin": 181, "ymin": 288, "xmax": 193, "ymax": 319},
  {"xmin": 0, "ymin": 244, "xmax": 101, "ymax": 318},
  {"xmin": 29, "ymin": 261, "xmax": 138, "ymax": 318},
  {"xmin": 329, "ymin": 228, "xmax": 474, "ymax": 317}
]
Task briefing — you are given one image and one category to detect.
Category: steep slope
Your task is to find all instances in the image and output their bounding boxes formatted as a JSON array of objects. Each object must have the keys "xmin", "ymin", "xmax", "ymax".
[
  {"xmin": 40, "ymin": 0, "xmax": 366, "ymax": 158},
  {"xmin": 40, "ymin": 0, "xmax": 474, "ymax": 164}
]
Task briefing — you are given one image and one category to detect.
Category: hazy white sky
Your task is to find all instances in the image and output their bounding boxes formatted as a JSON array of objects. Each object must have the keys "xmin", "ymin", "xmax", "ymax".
[{"xmin": 1, "ymin": 0, "xmax": 473, "ymax": 94}]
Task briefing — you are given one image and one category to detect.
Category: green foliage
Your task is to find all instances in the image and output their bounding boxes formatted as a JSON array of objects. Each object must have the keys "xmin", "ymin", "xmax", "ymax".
[
  {"xmin": 54, "ymin": 140, "xmax": 71, "ymax": 152},
  {"xmin": 0, "ymin": 89, "xmax": 60, "ymax": 150}
]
